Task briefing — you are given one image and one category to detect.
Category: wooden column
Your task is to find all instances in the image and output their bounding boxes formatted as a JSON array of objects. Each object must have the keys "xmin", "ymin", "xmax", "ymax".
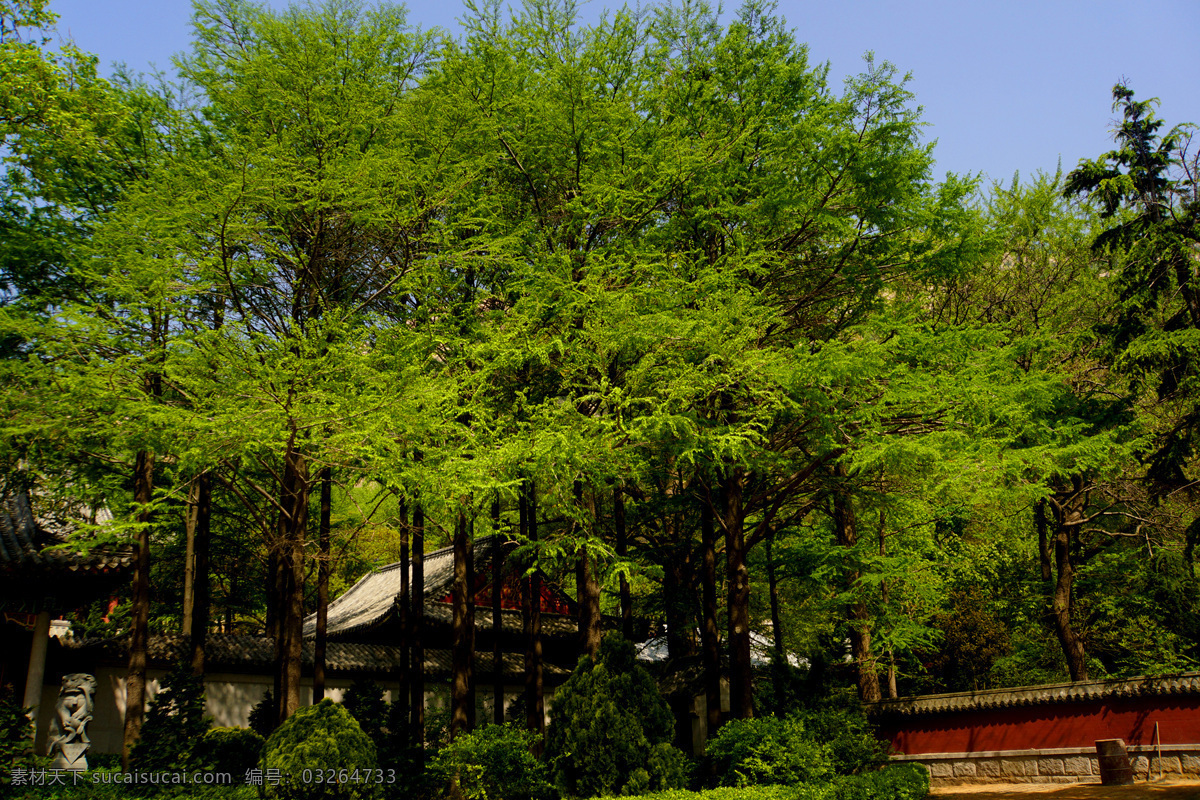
[{"xmin": 23, "ymin": 611, "xmax": 51, "ymax": 745}]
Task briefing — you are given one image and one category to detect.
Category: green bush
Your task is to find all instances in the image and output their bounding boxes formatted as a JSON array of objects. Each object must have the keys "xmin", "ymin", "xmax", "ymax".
[
  {"xmin": 545, "ymin": 636, "xmax": 689, "ymax": 797},
  {"xmin": 193, "ymin": 726, "xmax": 265, "ymax": 776},
  {"xmin": 7, "ymin": 775, "xmax": 260, "ymax": 800},
  {"xmin": 831, "ymin": 764, "xmax": 928, "ymax": 800},
  {"xmin": 341, "ymin": 680, "xmax": 388, "ymax": 746},
  {"xmin": 607, "ymin": 786, "xmax": 828, "ymax": 800},
  {"xmin": 249, "ymin": 690, "xmax": 277, "ymax": 739},
  {"xmin": 429, "ymin": 724, "xmax": 555, "ymax": 800},
  {"xmin": 795, "ymin": 709, "xmax": 888, "ymax": 776},
  {"xmin": 260, "ymin": 699, "xmax": 378, "ymax": 800},
  {"xmin": 1, "ymin": 683, "xmax": 32, "ymax": 782},
  {"xmin": 705, "ymin": 716, "xmax": 830, "ymax": 787},
  {"xmin": 130, "ymin": 666, "xmax": 211, "ymax": 772}
]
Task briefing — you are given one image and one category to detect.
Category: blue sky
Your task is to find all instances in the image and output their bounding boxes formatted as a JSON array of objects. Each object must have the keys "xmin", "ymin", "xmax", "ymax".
[{"xmin": 45, "ymin": 0, "xmax": 1199, "ymax": 186}]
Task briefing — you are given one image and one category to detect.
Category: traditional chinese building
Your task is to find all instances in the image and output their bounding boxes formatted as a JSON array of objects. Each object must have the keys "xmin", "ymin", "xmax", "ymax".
[{"xmin": 0, "ymin": 484, "xmax": 132, "ymax": 750}]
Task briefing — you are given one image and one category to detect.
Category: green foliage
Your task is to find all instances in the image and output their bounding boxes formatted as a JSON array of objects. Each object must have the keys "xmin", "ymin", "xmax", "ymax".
[
  {"xmin": 545, "ymin": 636, "xmax": 688, "ymax": 797},
  {"xmin": 429, "ymin": 724, "xmax": 556, "ymax": 800},
  {"xmin": 0, "ymin": 683, "xmax": 31, "ymax": 794},
  {"xmin": 248, "ymin": 691, "xmax": 277, "ymax": 739},
  {"xmin": 613, "ymin": 787, "xmax": 825, "ymax": 800},
  {"xmin": 929, "ymin": 588, "xmax": 1012, "ymax": 691},
  {"xmin": 830, "ymin": 764, "xmax": 929, "ymax": 800},
  {"xmin": 7, "ymin": 775, "xmax": 260, "ymax": 800},
  {"xmin": 260, "ymin": 699, "xmax": 378, "ymax": 800},
  {"xmin": 705, "ymin": 716, "xmax": 830, "ymax": 788},
  {"xmin": 341, "ymin": 680, "xmax": 388, "ymax": 747},
  {"xmin": 621, "ymin": 765, "xmax": 928, "ymax": 800},
  {"xmin": 192, "ymin": 727, "xmax": 265, "ymax": 776},
  {"xmin": 796, "ymin": 709, "xmax": 889, "ymax": 777},
  {"xmin": 130, "ymin": 666, "xmax": 210, "ymax": 773}
]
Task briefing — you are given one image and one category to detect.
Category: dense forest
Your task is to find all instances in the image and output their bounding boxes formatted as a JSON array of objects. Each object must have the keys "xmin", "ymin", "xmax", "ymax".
[{"xmin": 2, "ymin": 0, "xmax": 1198, "ymax": 766}]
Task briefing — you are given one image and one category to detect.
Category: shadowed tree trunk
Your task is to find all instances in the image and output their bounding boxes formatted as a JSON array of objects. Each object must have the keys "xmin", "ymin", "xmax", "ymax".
[
  {"xmin": 833, "ymin": 467, "xmax": 880, "ymax": 703},
  {"xmin": 183, "ymin": 480, "xmax": 198, "ymax": 639},
  {"xmin": 575, "ymin": 483, "xmax": 602, "ymax": 660},
  {"xmin": 189, "ymin": 471, "xmax": 212, "ymax": 676},
  {"xmin": 721, "ymin": 467, "xmax": 754, "ymax": 719},
  {"xmin": 491, "ymin": 497, "xmax": 504, "ymax": 725},
  {"xmin": 766, "ymin": 531, "xmax": 788, "ymax": 712},
  {"xmin": 466, "ymin": 520, "xmax": 476, "ymax": 731},
  {"xmin": 700, "ymin": 493, "xmax": 723, "ymax": 738},
  {"xmin": 521, "ymin": 479, "xmax": 544, "ymax": 748},
  {"xmin": 452, "ymin": 507, "xmax": 473, "ymax": 739},
  {"xmin": 1048, "ymin": 477, "xmax": 1089, "ymax": 681},
  {"xmin": 410, "ymin": 501, "xmax": 425, "ymax": 760},
  {"xmin": 313, "ymin": 468, "xmax": 332, "ymax": 701},
  {"xmin": 615, "ymin": 485, "xmax": 633, "ymax": 640},
  {"xmin": 397, "ymin": 497, "xmax": 409, "ymax": 738},
  {"xmin": 122, "ymin": 449, "xmax": 154, "ymax": 770},
  {"xmin": 276, "ymin": 442, "xmax": 309, "ymax": 723}
]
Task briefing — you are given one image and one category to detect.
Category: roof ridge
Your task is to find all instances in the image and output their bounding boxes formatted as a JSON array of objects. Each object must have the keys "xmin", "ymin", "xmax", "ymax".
[
  {"xmin": 369, "ymin": 534, "xmax": 504, "ymax": 574},
  {"xmin": 871, "ymin": 671, "xmax": 1200, "ymax": 716}
]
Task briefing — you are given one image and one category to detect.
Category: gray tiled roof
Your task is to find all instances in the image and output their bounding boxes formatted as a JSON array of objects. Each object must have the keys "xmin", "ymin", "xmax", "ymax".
[
  {"xmin": 302, "ymin": 536, "xmax": 517, "ymax": 639},
  {"xmin": 0, "ymin": 485, "xmax": 132, "ymax": 573},
  {"xmin": 63, "ymin": 633, "xmax": 568, "ymax": 680},
  {"xmin": 871, "ymin": 671, "xmax": 1200, "ymax": 716}
]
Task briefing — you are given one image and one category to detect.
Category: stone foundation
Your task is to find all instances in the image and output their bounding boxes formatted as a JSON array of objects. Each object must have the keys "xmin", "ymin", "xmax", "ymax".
[{"xmin": 893, "ymin": 745, "xmax": 1200, "ymax": 786}]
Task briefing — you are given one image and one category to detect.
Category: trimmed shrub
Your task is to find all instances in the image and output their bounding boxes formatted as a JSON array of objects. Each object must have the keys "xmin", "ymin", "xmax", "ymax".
[
  {"xmin": 705, "ymin": 716, "xmax": 830, "ymax": 788},
  {"xmin": 545, "ymin": 636, "xmax": 689, "ymax": 797},
  {"xmin": 831, "ymin": 764, "xmax": 928, "ymax": 800},
  {"xmin": 193, "ymin": 726, "xmax": 265, "ymax": 775},
  {"xmin": 130, "ymin": 666, "xmax": 210, "ymax": 772},
  {"xmin": 610, "ymin": 786, "xmax": 829, "ymax": 800},
  {"xmin": 429, "ymin": 723, "xmax": 556, "ymax": 800},
  {"xmin": 260, "ymin": 699, "xmax": 378, "ymax": 800}
]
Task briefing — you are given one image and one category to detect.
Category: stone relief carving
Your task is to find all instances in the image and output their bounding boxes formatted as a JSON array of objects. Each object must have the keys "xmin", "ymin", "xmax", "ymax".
[{"xmin": 48, "ymin": 673, "xmax": 96, "ymax": 770}]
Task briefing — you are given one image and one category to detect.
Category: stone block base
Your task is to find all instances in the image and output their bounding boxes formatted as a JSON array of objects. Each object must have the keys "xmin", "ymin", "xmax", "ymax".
[{"xmin": 894, "ymin": 745, "xmax": 1200, "ymax": 786}]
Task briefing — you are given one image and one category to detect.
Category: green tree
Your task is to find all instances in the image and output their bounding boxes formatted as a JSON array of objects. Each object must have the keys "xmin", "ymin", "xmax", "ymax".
[
  {"xmin": 545, "ymin": 637, "xmax": 687, "ymax": 797},
  {"xmin": 1064, "ymin": 84, "xmax": 1199, "ymax": 495}
]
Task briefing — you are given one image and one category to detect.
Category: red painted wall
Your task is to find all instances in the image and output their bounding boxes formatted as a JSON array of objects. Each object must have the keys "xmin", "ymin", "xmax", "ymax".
[{"xmin": 880, "ymin": 695, "xmax": 1200, "ymax": 754}]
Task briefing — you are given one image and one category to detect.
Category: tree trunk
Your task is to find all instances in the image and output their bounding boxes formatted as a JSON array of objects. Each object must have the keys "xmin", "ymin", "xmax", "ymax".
[
  {"xmin": 182, "ymin": 479, "xmax": 198, "ymax": 638},
  {"xmin": 521, "ymin": 479, "xmax": 544, "ymax": 746},
  {"xmin": 451, "ymin": 507, "xmax": 473, "ymax": 739},
  {"xmin": 663, "ymin": 552, "xmax": 695, "ymax": 659},
  {"xmin": 491, "ymin": 497, "xmax": 504, "ymax": 725},
  {"xmin": 766, "ymin": 533, "xmax": 784, "ymax": 662},
  {"xmin": 700, "ymin": 494, "xmax": 723, "ymax": 738},
  {"xmin": 276, "ymin": 445, "xmax": 309, "ymax": 724},
  {"xmin": 766, "ymin": 532, "xmax": 787, "ymax": 713},
  {"xmin": 721, "ymin": 467, "xmax": 754, "ymax": 719},
  {"xmin": 410, "ymin": 502, "xmax": 425, "ymax": 758},
  {"xmin": 833, "ymin": 469, "xmax": 880, "ymax": 703},
  {"xmin": 1049, "ymin": 480, "xmax": 1089, "ymax": 681},
  {"xmin": 615, "ymin": 486, "xmax": 633, "ymax": 641},
  {"xmin": 466, "ymin": 522, "xmax": 476, "ymax": 731},
  {"xmin": 575, "ymin": 484, "xmax": 602, "ymax": 660},
  {"xmin": 189, "ymin": 471, "xmax": 212, "ymax": 676},
  {"xmin": 878, "ymin": 514, "xmax": 896, "ymax": 700},
  {"xmin": 313, "ymin": 468, "xmax": 332, "ymax": 702},
  {"xmin": 397, "ymin": 497, "xmax": 409, "ymax": 740},
  {"xmin": 122, "ymin": 449, "xmax": 154, "ymax": 770},
  {"xmin": 1036, "ymin": 499, "xmax": 1052, "ymax": 584}
]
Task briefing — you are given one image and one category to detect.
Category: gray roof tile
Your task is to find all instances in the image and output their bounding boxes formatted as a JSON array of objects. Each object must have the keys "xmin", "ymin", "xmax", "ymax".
[{"xmin": 870, "ymin": 671, "xmax": 1200, "ymax": 716}]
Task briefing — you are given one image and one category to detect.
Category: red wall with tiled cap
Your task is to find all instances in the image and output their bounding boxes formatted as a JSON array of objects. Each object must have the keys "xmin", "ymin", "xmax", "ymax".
[
  {"xmin": 873, "ymin": 674, "xmax": 1200, "ymax": 755},
  {"xmin": 881, "ymin": 695, "xmax": 1200, "ymax": 754}
]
